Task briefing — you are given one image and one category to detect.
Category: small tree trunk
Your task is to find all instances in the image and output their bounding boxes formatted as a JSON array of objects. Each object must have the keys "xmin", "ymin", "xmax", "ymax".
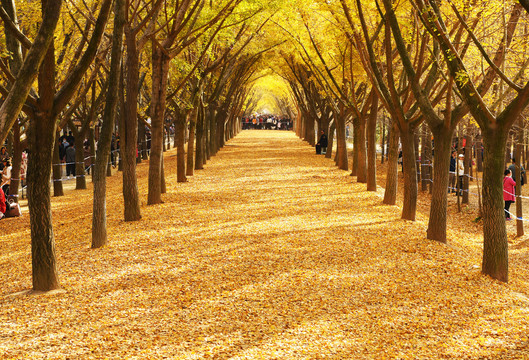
[
  {"xmin": 335, "ymin": 114, "xmax": 348, "ymax": 170},
  {"xmin": 351, "ymin": 117, "xmax": 359, "ymax": 177},
  {"xmin": 9, "ymin": 121, "xmax": 22, "ymax": 202},
  {"xmin": 195, "ymin": 103, "xmax": 205, "ymax": 170},
  {"xmin": 366, "ymin": 93, "xmax": 378, "ymax": 191},
  {"xmin": 326, "ymin": 122, "xmax": 335, "ymax": 159},
  {"xmin": 381, "ymin": 118, "xmax": 386, "ymax": 164},
  {"xmin": 176, "ymin": 116, "xmax": 187, "ymax": 182},
  {"xmin": 75, "ymin": 137, "xmax": 87, "ymax": 190},
  {"xmin": 383, "ymin": 122, "xmax": 399, "ymax": 205},
  {"xmin": 515, "ymin": 119, "xmax": 524, "ymax": 236},
  {"xmin": 186, "ymin": 107, "xmax": 197, "ymax": 177},
  {"xmin": 426, "ymin": 127, "xmax": 454, "ymax": 243},
  {"xmin": 356, "ymin": 116, "xmax": 367, "ymax": 183},
  {"xmin": 462, "ymin": 135, "xmax": 472, "ymax": 204},
  {"xmin": 401, "ymin": 126, "xmax": 418, "ymax": 221},
  {"xmin": 52, "ymin": 133, "xmax": 64, "ymax": 197}
]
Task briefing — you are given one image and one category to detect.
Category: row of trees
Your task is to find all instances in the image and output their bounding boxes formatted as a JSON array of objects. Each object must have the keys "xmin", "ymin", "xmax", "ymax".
[
  {"xmin": 276, "ymin": 0, "xmax": 529, "ymax": 283},
  {"xmin": 0, "ymin": 0, "xmax": 285, "ymax": 291},
  {"xmin": 3, "ymin": 0, "xmax": 529, "ymax": 290}
]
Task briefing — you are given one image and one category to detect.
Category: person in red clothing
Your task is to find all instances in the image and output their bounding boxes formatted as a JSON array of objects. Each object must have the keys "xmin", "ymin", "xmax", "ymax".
[
  {"xmin": 503, "ymin": 169, "xmax": 516, "ymax": 220},
  {"xmin": 0, "ymin": 186, "xmax": 5, "ymax": 220}
]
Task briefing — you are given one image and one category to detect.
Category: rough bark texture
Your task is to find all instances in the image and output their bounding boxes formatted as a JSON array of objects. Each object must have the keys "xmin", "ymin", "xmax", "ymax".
[
  {"xmin": 481, "ymin": 131, "xmax": 509, "ymax": 282},
  {"xmin": 121, "ymin": 29, "xmax": 141, "ymax": 221},
  {"xmin": 367, "ymin": 94, "xmax": 378, "ymax": 191},
  {"xmin": 515, "ymin": 121, "xmax": 524, "ymax": 236},
  {"xmin": 335, "ymin": 114, "xmax": 348, "ymax": 171},
  {"xmin": 195, "ymin": 103, "xmax": 205, "ymax": 170},
  {"xmin": 383, "ymin": 122, "xmax": 399, "ymax": 205},
  {"xmin": 52, "ymin": 135, "xmax": 64, "ymax": 197},
  {"xmin": 148, "ymin": 47, "xmax": 169, "ymax": 205},
  {"xmin": 92, "ymin": 0, "xmax": 125, "ymax": 248},
  {"xmin": 175, "ymin": 115, "xmax": 187, "ymax": 182},
  {"xmin": 400, "ymin": 127, "xmax": 418, "ymax": 221},
  {"xmin": 28, "ymin": 40, "xmax": 60, "ymax": 291},
  {"xmin": 426, "ymin": 127, "xmax": 453, "ymax": 242},
  {"xmin": 74, "ymin": 138, "xmax": 86, "ymax": 190},
  {"xmin": 186, "ymin": 107, "xmax": 198, "ymax": 177}
]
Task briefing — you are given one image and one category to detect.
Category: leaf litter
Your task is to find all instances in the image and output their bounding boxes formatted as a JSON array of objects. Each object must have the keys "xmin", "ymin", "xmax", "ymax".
[{"xmin": 0, "ymin": 130, "xmax": 528, "ymax": 359}]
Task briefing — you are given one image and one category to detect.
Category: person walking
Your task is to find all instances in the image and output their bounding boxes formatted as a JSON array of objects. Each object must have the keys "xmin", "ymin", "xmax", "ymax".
[
  {"xmin": 504, "ymin": 169, "xmax": 516, "ymax": 220},
  {"xmin": 65, "ymin": 143, "xmax": 76, "ymax": 177},
  {"xmin": 317, "ymin": 130, "xmax": 328, "ymax": 155}
]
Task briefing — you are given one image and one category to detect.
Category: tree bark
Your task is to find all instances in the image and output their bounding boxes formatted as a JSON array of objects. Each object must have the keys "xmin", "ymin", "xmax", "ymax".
[
  {"xmin": 367, "ymin": 93, "xmax": 378, "ymax": 191},
  {"xmin": 481, "ymin": 130, "xmax": 509, "ymax": 282},
  {"xmin": 195, "ymin": 102, "xmax": 205, "ymax": 170},
  {"xmin": 148, "ymin": 47, "xmax": 169, "ymax": 205},
  {"xmin": 426, "ymin": 126, "xmax": 454, "ymax": 242},
  {"xmin": 28, "ymin": 39, "xmax": 60, "ymax": 291},
  {"xmin": 175, "ymin": 114, "xmax": 187, "ymax": 182},
  {"xmin": 186, "ymin": 107, "xmax": 198, "ymax": 177},
  {"xmin": 121, "ymin": 28, "xmax": 142, "ymax": 221},
  {"xmin": 383, "ymin": 122, "xmax": 399, "ymax": 205},
  {"xmin": 515, "ymin": 119, "xmax": 524, "ymax": 236},
  {"xmin": 400, "ymin": 126, "xmax": 418, "ymax": 220},
  {"xmin": 92, "ymin": 0, "xmax": 125, "ymax": 248},
  {"xmin": 52, "ymin": 134, "xmax": 64, "ymax": 197}
]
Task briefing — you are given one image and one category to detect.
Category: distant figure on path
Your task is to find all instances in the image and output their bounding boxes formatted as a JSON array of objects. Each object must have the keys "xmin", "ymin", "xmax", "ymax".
[
  {"xmin": 503, "ymin": 169, "xmax": 516, "ymax": 220},
  {"xmin": 317, "ymin": 130, "xmax": 328, "ymax": 155},
  {"xmin": 65, "ymin": 143, "xmax": 76, "ymax": 177}
]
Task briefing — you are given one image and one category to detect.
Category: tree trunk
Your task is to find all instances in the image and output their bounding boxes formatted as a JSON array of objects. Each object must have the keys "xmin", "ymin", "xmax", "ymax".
[
  {"xmin": 335, "ymin": 114, "xmax": 348, "ymax": 171},
  {"xmin": 28, "ymin": 42, "xmax": 60, "ymax": 291},
  {"xmin": 92, "ymin": 0, "xmax": 124, "ymax": 248},
  {"xmin": 400, "ymin": 126, "xmax": 418, "ymax": 221},
  {"xmin": 326, "ymin": 121, "xmax": 335, "ymax": 159},
  {"xmin": 121, "ymin": 29, "xmax": 141, "ymax": 221},
  {"xmin": 209, "ymin": 106, "xmax": 218, "ymax": 156},
  {"xmin": 367, "ymin": 93, "xmax": 378, "ymax": 191},
  {"xmin": 356, "ymin": 115, "xmax": 367, "ymax": 183},
  {"xmin": 10, "ymin": 121, "xmax": 22, "ymax": 202},
  {"xmin": 147, "ymin": 48, "xmax": 169, "ymax": 205},
  {"xmin": 462, "ymin": 134, "xmax": 472, "ymax": 204},
  {"xmin": 176, "ymin": 115, "xmax": 187, "ymax": 182},
  {"xmin": 383, "ymin": 122, "xmax": 399, "ymax": 205},
  {"xmin": 515, "ymin": 119, "xmax": 524, "ymax": 236},
  {"xmin": 351, "ymin": 117, "xmax": 359, "ymax": 176},
  {"xmin": 52, "ymin": 133, "xmax": 64, "ymax": 197},
  {"xmin": 186, "ymin": 107, "xmax": 197, "ymax": 177},
  {"xmin": 481, "ymin": 130, "xmax": 509, "ymax": 282},
  {"xmin": 381, "ymin": 118, "xmax": 386, "ymax": 164},
  {"xmin": 195, "ymin": 103, "xmax": 205, "ymax": 170},
  {"xmin": 426, "ymin": 126, "xmax": 454, "ymax": 243},
  {"xmin": 75, "ymin": 136, "xmax": 86, "ymax": 190}
]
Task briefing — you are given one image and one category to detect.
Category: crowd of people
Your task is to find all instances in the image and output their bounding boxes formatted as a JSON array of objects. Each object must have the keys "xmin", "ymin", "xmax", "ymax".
[{"xmin": 242, "ymin": 115, "xmax": 293, "ymax": 130}]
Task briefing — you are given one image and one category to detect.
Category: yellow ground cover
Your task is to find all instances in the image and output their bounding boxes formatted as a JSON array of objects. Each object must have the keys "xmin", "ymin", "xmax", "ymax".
[{"xmin": 0, "ymin": 130, "xmax": 528, "ymax": 359}]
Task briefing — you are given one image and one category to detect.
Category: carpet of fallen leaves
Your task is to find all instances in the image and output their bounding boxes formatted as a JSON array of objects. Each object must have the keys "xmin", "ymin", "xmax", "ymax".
[{"xmin": 1, "ymin": 130, "xmax": 528, "ymax": 359}]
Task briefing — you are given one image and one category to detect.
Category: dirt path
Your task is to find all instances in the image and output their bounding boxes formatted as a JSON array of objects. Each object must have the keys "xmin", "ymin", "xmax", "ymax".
[{"xmin": 1, "ymin": 130, "xmax": 528, "ymax": 359}]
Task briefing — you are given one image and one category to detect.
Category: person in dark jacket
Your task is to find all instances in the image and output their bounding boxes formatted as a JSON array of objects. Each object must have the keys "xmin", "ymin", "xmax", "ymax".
[
  {"xmin": 317, "ymin": 130, "xmax": 328, "ymax": 155},
  {"xmin": 65, "ymin": 143, "xmax": 76, "ymax": 177}
]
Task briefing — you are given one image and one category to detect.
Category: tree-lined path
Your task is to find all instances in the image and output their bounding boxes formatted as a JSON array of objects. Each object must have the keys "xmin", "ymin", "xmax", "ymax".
[{"xmin": 1, "ymin": 131, "xmax": 528, "ymax": 358}]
